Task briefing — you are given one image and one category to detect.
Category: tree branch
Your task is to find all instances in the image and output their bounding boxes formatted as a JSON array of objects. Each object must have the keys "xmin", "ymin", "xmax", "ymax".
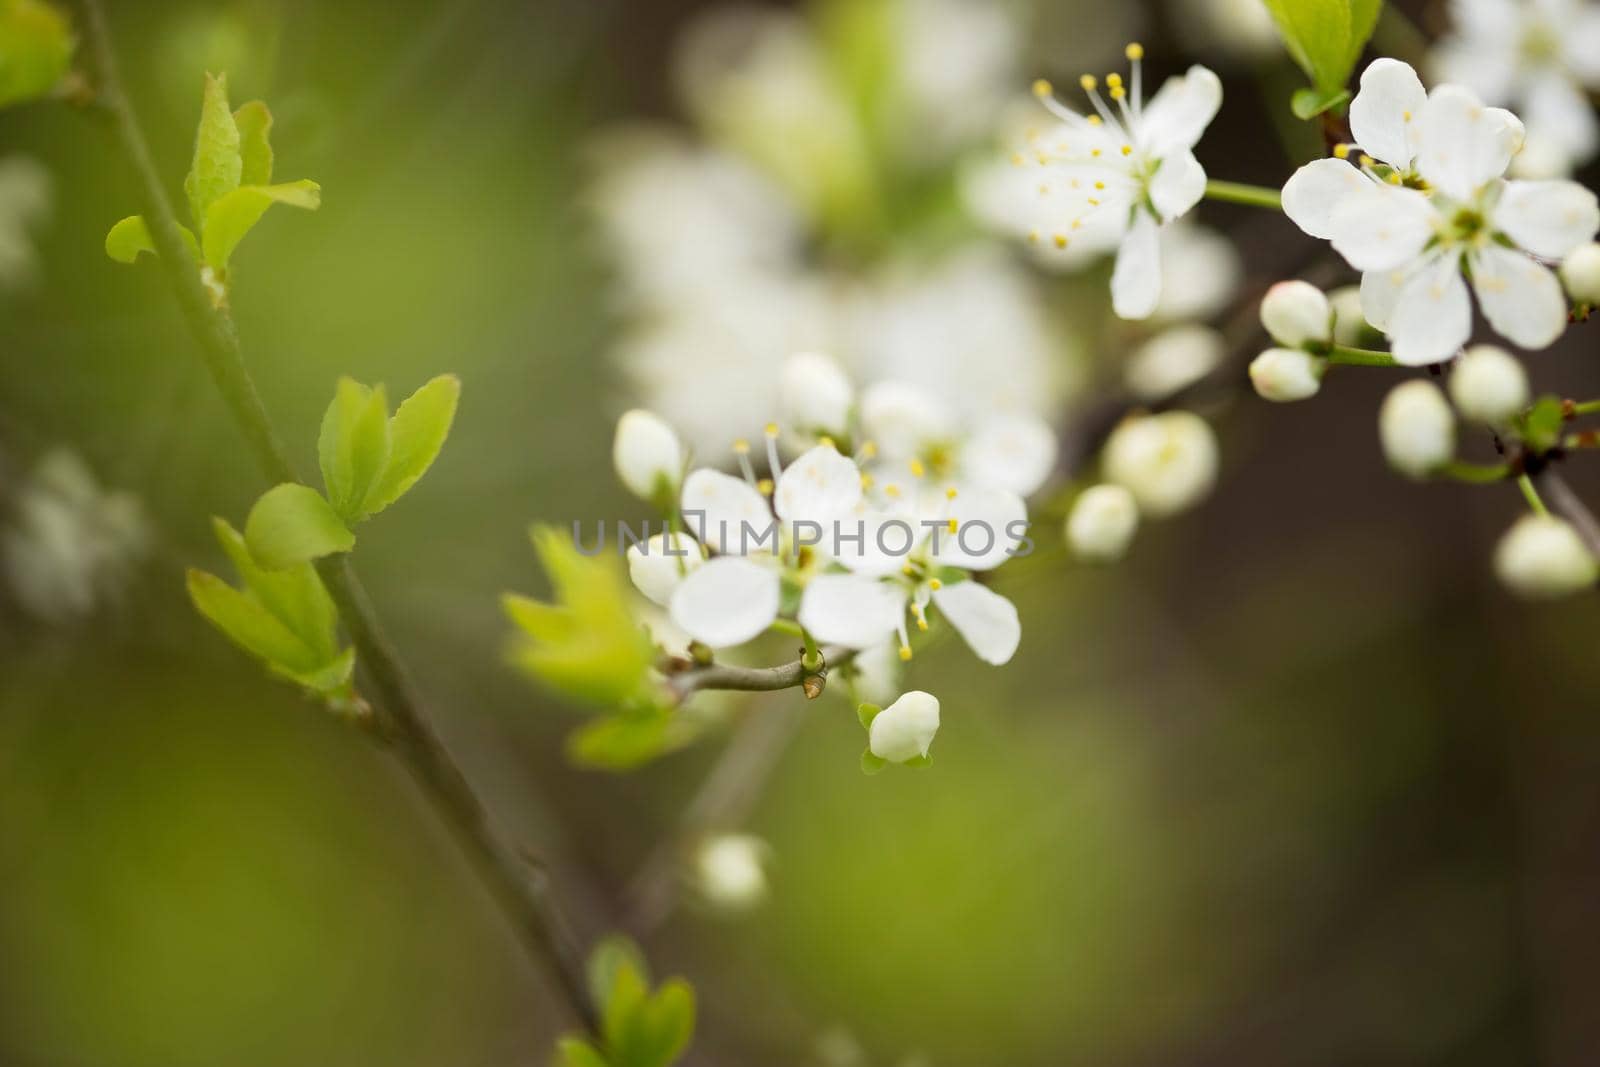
[
  {"xmin": 77, "ymin": 0, "xmax": 599, "ymax": 1034},
  {"xmin": 663, "ymin": 646, "xmax": 854, "ymax": 703}
]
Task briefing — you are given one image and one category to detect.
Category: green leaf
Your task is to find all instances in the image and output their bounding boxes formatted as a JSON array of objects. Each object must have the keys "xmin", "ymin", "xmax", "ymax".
[
  {"xmin": 1344, "ymin": 0, "xmax": 1383, "ymax": 79},
  {"xmin": 856, "ymin": 702, "xmax": 882, "ymax": 730},
  {"xmin": 0, "ymin": 0, "xmax": 74, "ymax": 108},
  {"xmin": 212, "ymin": 517, "xmax": 338, "ymax": 665},
  {"xmin": 1262, "ymin": 0, "xmax": 1380, "ymax": 96},
  {"xmin": 860, "ymin": 749, "xmax": 887, "ymax": 775},
  {"xmin": 1521, "ymin": 395, "xmax": 1566, "ymax": 453},
  {"xmin": 566, "ymin": 714, "xmax": 675, "ymax": 772},
  {"xmin": 233, "ymin": 100, "xmax": 274, "ymax": 185},
  {"xmin": 1290, "ymin": 86, "xmax": 1351, "ymax": 120},
  {"xmin": 105, "ymin": 215, "xmax": 200, "ymax": 264},
  {"xmin": 200, "ymin": 179, "xmax": 321, "ymax": 274},
  {"xmin": 183, "ymin": 72, "xmax": 241, "ymax": 232},
  {"xmin": 632, "ymin": 980, "xmax": 695, "ymax": 1067},
  {"xmin": 187, "ymin": 569, "xmax": 325, "ymax": 674},
  {"xmin": 554, "ymin": 1038, "xmax": 611, "ymax": 1067},
  {"xmin": 600, "ymin": 951, "xmax": 650, "ymax": 1054},
  {"xmin": 317, "ymin": 377, "xmax": 391, "ymax": 522},
  {"xmin": 244, "ymin": 483, "xmax": 355, "ymax": 571},
  {"xmin": 587, "ymin": 936, "xmax": 650, "ymax": 1015},
  {"xmin": 362, "ymin": 374, "xmax": 460, "ymax": 516}
]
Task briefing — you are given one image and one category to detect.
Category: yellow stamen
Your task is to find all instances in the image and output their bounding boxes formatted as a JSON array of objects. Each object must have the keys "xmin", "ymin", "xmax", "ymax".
[
  {"xmin": 1027, "ymin": 230, "xmax": 1040, "ymax": 245},
  {"xmin": 1032, "ymin": 78, "xmax": 1053, "ymax": 98},
  {"xmin": 1120, "ymin": 144, "xmax": 1133, "ymax": 156},
  {"xmin": 945, "ymin": 487, "xmax": 957, "ymax": 500},
  {"xmin": 1105, "ymin": 73, "xmax": 1123, "ymax": 89},
  {"xmin": 916, "ymin": 615, "xmax": 929, "ymax": 632},
  {"xmin": 859, "ymin": 441, "xmax": 877, "ymax": 459},
  {"xmin": 898, "ymin": 645, "xmax": 913, "ymax": 662},
  {"xmin": 908, "ymin": 458, "xmax": 926, "ymax": 478},
  {"xmin": 1091, "ymin": 148, "xmax": 1102, "ymax": 158},
  {"xmin": 947, "ymin": 517, "xmax": 958, "ymax": 534},
  {"xmin": 1109, "ymin": 86, "xmax": 1126, "ymax": 101},
  {"xmin": 1387, "ymin": 172, "xmax": 1402, "ymax": 184},
  {"xmin": 928, "ymin": 578, "xmax": 943, "ymax": 591},
  {"xmin": 901, "ymin": 563, "xmax": 915, "ymax": 576},
  {"xmin": 1010, "ymin": 152, "xmax": 1024, "ymax": 166},
  {"xmin": 1086, "ymin": 115, "xmax": 1102, "ymax": 126},
  {"xmin": 1094, "ymin": 180, "xmax": 1106, "ymax": 190},
  {"xmin": 1053, "ymin": 234, "xmax": 1068, "ymax": 249},
  {"xmin": 757, "ymin": 478, "xmax": 774, "ymax": 495},
  {"xmin": 733, "ymin": 439, "xmax": 750, "ymax": 454},
  {"xmin": 1332, "ymin": 143, "xmax": 1351, "ymax": 159},
  {"xmin": 1359, "ymin": 153, "xmax": 1376, "ymax": 168},
  {"xmin": 764, "ymin": 422, "xmax": 779, "ymax": 438},
  {"xmin": 818, "ymin": 435, "xmax": 836, "ymax": 450},
  {"xmin": 884, "ymin": 484, "xmax": 901, "ymax": 499},
  {"xmin": 1125, "ymin": 42, "xmax": 1144, "ymax": 61},
  {"xmin": 1079, "ymin": 74, "xmax": 1097, "ymax": 91}
]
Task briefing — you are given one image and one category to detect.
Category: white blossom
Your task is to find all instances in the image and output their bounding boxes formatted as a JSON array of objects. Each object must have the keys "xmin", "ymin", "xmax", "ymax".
[
  {"xmin": 1433, "ymin": 0, "xmax": 1600, "ymax": 174},
  {"xmin": 1016, "ymin": 48, "xmax": 1223, "ymax": 318},
  {"xmin": 1102, "ymin": 411, "xmax": 1219, "ymax": 518},
  {"xmin": 1328, "ymin": 285, "xmax": 1371, "ymax": 345},
  {"xmin": 1379, "ymin": 379, "xmax": 1456, "ymax": 478},
  {"xmin": 1125, "ymin": 325, "xmax": 1224, "ymax": 401},
  {"xmin": 613, "ymin": 410, "xmax": 684, "ymax": 503},
  {"xmin": 868, "ymin": 690, "xmax": 941, "ymax": 763},
  {"xmin": 0, "ymin": 157, "xmax": 51, "ymax": 291},
  {"xmin": 1449, "ymin": 344, "xmax": 1529, "ymax": 424},
  {"xmin": 627, "ymin": 532, "xmax": 704, "ymax": 607},
  {"xmin": 1066, "ymin": 484, "xmax": 1140, "ymax": 561},
  {"xmin": 779, "ymin": 351, "xmax": 855, "ymax": 440},
  {"xmin": 1259, "ymin": 280, "xmax": 1332, "ymax": 349},
  {"xmin": 1282, "ymin": 59, "xmax": 1600, "ymax": 365},
  {"xmin": 693, "ymin": 834, "xmax": 769, "ymax": 909},
  {"xmin": 1560, "ymin": 241, "xmax": 1600, "ymax": 302},
  {"xmin": 1494, "ymin": 513, "xmax": 1599, "ymax": 597},
  {"xmin": 1249, "ymin": 349, "xmax": 1324, "ymax": 403}
]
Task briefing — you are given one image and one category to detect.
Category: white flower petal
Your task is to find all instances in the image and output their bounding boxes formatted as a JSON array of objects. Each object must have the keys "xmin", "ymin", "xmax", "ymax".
[
  {"xmin": 773, "ymin": 443, "xmax": 862, "ymax": 528},
  {"xmin": 1387, "ymin": 252, "xmax": 1471, "ymax": 366},
  {"xmin": 1349, "ymin": 58, "xmax": 1427, "ymax": 170},
  {"xmin": 1329, "ymin": 184, "xmax": 1437, "ymax": 272},
  {"xmin": 962, "ymin": 415, "xmax": 1057, "ymax": 497},
  {"xmin": 1567, "ymin": 7, "xmax": 1600, "ymax": 82},
  {"xmin": 627, "ymin": 532, "xmax": 703, "ymax": 606},
  {"xmin": 1493, "ymin": 179, "xmax": 1600, "ymax": 261},
  {"xmin": 1148, "ymin": 149, "xmax": 1206, "ymax": 222},
  {"xmin": 1282, "ymin": 158, "xmax": 1371, "ymax": 239},
  {"xmin": 1359, "ymin": 267, "xmax": 1405, "ymax": 331},
  {"xmin": 779, "ymin": 351, "xmax": 854, "ymax": 437},
  {"xmin": 932, "ymin": 483, "xmax": 1028, "ymax": 572},
  {"xmin": 797, "ymin": 573, "xmax": 906, "ymax": 650},
  {"xmin": 1415, "ymin": 84, "xmax": 1523, "ymax": 200},
  {"xmin": 868, "ymin": 691, "xmax": 940, "ymax": 763},
  {"xmin": 1470, "ymin": 244, "xmax": 1569, "ymax": 351},
  {"xmin": 681, "ymin": 469, "xmax": 774, "ymax": 555},
  {"xmin": 1520, "ymin": 73, "xmax": 1597, "ymax": 167},
  {"xmin": 859, "ymin": 381, "xmax": 953, "ymax": 460},
  {"xmin": 1102, "ymin": 411, "xmax": 1219, "ymax": 518},
  {"xmin": 668, "ymin": 556, "xmax": 780, "ymax": 648},
  {"xmin": 1138, "ymin": 65, "xmax": 1223, "ymax": 157},
  {"xmin": 931, "ymin": 580, "xmax": 1021, "ymax": 665},
  {"xmin": 1110, "ymin": 209, "xmax": 1162, "ymax": 320}
]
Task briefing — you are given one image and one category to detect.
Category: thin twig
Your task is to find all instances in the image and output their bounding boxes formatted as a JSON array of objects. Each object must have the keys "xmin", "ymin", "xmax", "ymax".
[
  {"xmin": 664, "ymin": 645, "xmax": 853, "ymax": 703},
  {"xmin": 76, "ymin": 0, "xmax": 600, "ymax": 1034},
  {"xmin": 1533, "ymin": 468, "xmax": 1600, "ymax": 559}
]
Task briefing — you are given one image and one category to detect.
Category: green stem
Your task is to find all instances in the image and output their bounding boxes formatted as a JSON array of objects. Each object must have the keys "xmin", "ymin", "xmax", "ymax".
[
  {"xmin": 1569, "ymin": 399, "xmax": 1600, "ymax": 417},
  {"xmin": 800, "ymin": 628, "xmax": 823, "ymax": 673},
  {"xmin": 78, "ymin": 0, "xmax": 600, "ymax": 1036},
  {"xmin": 1519, "ymin": 474, "xmax": 1550, "ymax": 516},
  {"xmin": 768, "ymin": 618, "xmax": 804, "ymax": 638},
  {"xmin": 1325, "ymin": 344, "xmax": 1400, "ymax": 367},
  {"xmin": 1438, "ymin": 461, "xmax": 1512, "ymax": 484},
  {"xmin": 1204, "ymin": 179, "xmax": 1283, "ymax": 210}
]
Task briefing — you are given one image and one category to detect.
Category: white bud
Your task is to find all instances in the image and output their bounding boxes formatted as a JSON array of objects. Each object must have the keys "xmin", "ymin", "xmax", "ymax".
[
  {"xmin": 1560, "ymin": 243, "xmax": 1600, "ymax": 305},
  {"xmin": 693, "ymin": 833, "xmax": 768, "ymax": 910},
  {"xmin": 779, "ymin": 351, "xmax": 854, "ymax": 437},
  {"xmin": 1249, "ymin": 348, "xmax": 1323, "ymax": 402},
  {"xmin": 1378, "ymin": 380, "xmax": 1455, "ymax": 478},
  {"xmin": 1328, "ymin": 285, "xmax": 1368, "ymax": 346},
  {"xmin": 1103, "ymin": 411, "xmax": 1219, "ymax": 518},
  {"xmin": 1066, "ymin": 484, "xmax": 1139, "ymax": 561},
  {"xmin": 1259, "ymin": 280, "xmax": 1331, "ymax": 349},
  {"xmin": 1449, "ymin": 345, "xmax": 1528, "ymax": 425},
  {"xmin": 1124, "ymin": 326, "xmax": 1224, "ymax": 401},
  {"xmin": 626, "ymin": 532, "xmax": 703, "ymax": 606},
  {"xmin": 613, "ymin": 410, "xmax": 683, "ymax": 502},
  {"xmin": 868, "ymin": 690, "xmax": 940, "ymax": 763},
  {"xmin": 1494, "ymin": 514, "xmax": 1599, "ymax": 599}
]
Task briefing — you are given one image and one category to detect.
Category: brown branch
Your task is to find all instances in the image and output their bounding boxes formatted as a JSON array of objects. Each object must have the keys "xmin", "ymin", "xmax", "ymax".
[
  {"xmin": 663, "ymin": 644, "xmax": 852, "ymax": 703},
  {"xmin": 76, "ymin": 0, "xmax": 599, "ymax": 1034}
]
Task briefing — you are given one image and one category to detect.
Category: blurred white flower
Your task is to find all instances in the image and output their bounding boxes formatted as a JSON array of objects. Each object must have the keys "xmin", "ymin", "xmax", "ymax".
[
  {"xmin": 627, "ymin": 532, "xmax": 704, "ymax": 607},
  {"xmin": 693, "ymin": 833, "xmax": 769, "ymax": 910},
  {"xmin": 1168, "ymin": 0, "xmax": 1281, "ymax": 63},
  {"xmin": 1103, "ymin": 411, "xmax": 1219, "ymax": 517},
  {"xmin": 780, "ymin": 351, "xmax": 855, "ymax": 441},
  {"xmin": 1327, "ymin": 284, "xmax": 1370, "ymax": 345},
  {"xmin": 1124, "ymin": 325, "xmax": 1224, "ymax": 401},
  {"xmin": 1494, "ymin": 512, "xmax": 1599, "ymax": 597},
  {"xmin": 613, "ymin": 409, "xmax": 684, "ymax": 503},
  {"xmin": 868, "ymin": 690, "xmax": 940, "ymax": 763},
  {"xmin": 3, "ymin": 450, "xmax": 151, "ymax": 624},
  {"xmin": 0, "ymin": 157, "xmax": 52, "ymax": 291},
  {"xmin": 1433, "ymin": 0, "xmax": 1600, "ymax": 174},
  {"xmin": 1066, "ymin": 484, "xmax": 1140, "ymax": 561},
  {"xmin": 1018, "ymin": 49, "xmax": 1223, "ymax": 318},
  {"xmin": 1449, "ymin": 344, "xmax": 1529, "ymax": 424},
  {"xmin": 1378, "ymin": 380, "xmax": 1456, "ymax": 478},
  {"xmin": 1153, "ymin": 221, "xmax": 1242, "ymax": 321},
  {"xmin": 891, "ymin": 0, "xmax": 1020, "ymax": 164},
  {"xmin": 1260, "ymin": 280, "xmax": 1332, "ymax": 349},
  {"xmin": 1561, "ymin": 241, "xmax": 1600, "ymax": 302},
  {"xmin": 1283, "ymin": 60, "xmax": 1598, "ymax": 364},
  {"xmin": 1250, "ymin": 348, "xmax": 1324, "ymax": 402}
]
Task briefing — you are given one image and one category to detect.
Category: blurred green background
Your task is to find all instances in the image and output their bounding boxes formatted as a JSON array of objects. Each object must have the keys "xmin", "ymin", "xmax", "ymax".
[{"xmin": 5, "ymin": 1, "xmax": 1600, "ymax": 1065}]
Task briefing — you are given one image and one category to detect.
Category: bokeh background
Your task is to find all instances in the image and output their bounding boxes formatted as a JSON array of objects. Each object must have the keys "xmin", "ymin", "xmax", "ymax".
[{"xmin": 4, "ymin": 1, "xmax": 1600, "ymax": 1065}]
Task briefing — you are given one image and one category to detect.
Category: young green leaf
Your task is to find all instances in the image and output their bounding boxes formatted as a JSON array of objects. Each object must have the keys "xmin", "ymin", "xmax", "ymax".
[
  {"xmin": 244, "ymin": 483, "xmax": 355, "ymax": 571},
  {"xmin": 631, "ymin": 980, "xmax": 695, "ymax": 1067},
  {"xmin": 1290, "ymin": 86, "xmax": 1352, "ymax": 121},
  {"xmin": 213, "ymin": 516, "xmax": 339, "ymax": 665},
  {"xmin": 553, "ymin": 1038, "xmax": 611, "ymax": 1067},
  {"xmin": 105, "ymin": 215, "xmax": 201, "ymax": 265},
  {"xmin": 566, "ymin": 714, "xmax": 676, "ymax": 772},
  {"xmin": 187, "ymin": 569, "xmax": 327, "ymax": 674},
  {"xmin": 1262, "ymin": 0, "xmax": 1380, "ymax": 98},
  {"xmin": 233, "ymin": 100, "xmax": 274, "ymax": 185},
  {"xmin": 856, "ymin": 702, "xmax": 882, "ymax": 730},
  {"xmin": 362, "ymin": 374, "xmax": 460, "ymax": 517},
  {"xmin": 587, "ymin": 936, "xmax": 650, "ymax": 1015},
  {"xmin": 1344, "ymin": 0, "xmax": 1383, "ymax": 81},
  {"xmin": 183, "ymin": 72, "xmax": 242, "ymax": 232},
  {"xmin": 317, "ymin": 378, "xmax": 391, "ymax": 523},
  {"xmin": 200, "ymin": 179, "xmax": 321, "ymax": 275},
  {"xmin": 0, "ymin": 0, "xmax": 74, "ymax": 108},
  {"xmin": 860, "ymin": 750, "xmax": 887, "ymax": 775}
]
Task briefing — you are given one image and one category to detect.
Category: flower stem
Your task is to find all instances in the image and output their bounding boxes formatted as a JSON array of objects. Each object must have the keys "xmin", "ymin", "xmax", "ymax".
[
  {"xmin": 78, "ymin": 0, "xmax": 600, "ymax": 1035},
  {"xmin": 1519, "ymin": 474, "xmax": 1550, "ymax": 516},
  {"xmin": 800, "ymin": 628, "xmax": 823, "ymax": 673},
  {"xmin": 1203, "ymin": 179, "xmax": 1283, "ymax": 210},
  {"xmin": 1438, "ymin": 461, "xmax": 1512, "ymax": 484},
  {"xmin": 1569, "ymin": 399, "xmax": 1600, "ymax": 417},
  {"xmin": 1326, "ymin": 345, "xmax": 1400, "ymax": 367}
]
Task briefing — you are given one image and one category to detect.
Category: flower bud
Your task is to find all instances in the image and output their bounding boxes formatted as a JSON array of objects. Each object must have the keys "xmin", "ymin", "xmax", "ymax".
[
  {"xmin": 1259, "ymin": 280, "xmax": 1331, "ymax": 349},
  {"xmin": 626, "ymin": 532, "xmax": 703, "ymax": 606},
  {"xmin": 779, "ymin": 351, "xmax": 854, "ymax": 437},
  {"xmin": 868, "ymin": 690, "xmax": 940, "ymax": 763},
  {"xmin": 1378, "ymin": 380, "xmax": 1455, "ymax": 478},
  {"xmin": 1560, "ymin": 243, "xmax": 1600, "ymax": 305},
  {"xmin": 1249, "ymin": 348, "xmax": 1323, "ymax": 402},
  {"xmin": 1449, "ymin": 345, "xmax": 1528, "ymax": 425},
  {"xmin": 1328, "ymin": 285, "xmax": 1368, "ymax": 346},
  {"xmin": 693, "ymin": 833, "xmax": 768, "ymax": 910},
  {"xmin": 1124, "ymin": 326, "xmax": 1224, "ymax": 401},
  {"xmin": 1103, "ymin": 411, "xmax": 1219, "ymax": 518},
  {"xmin": 1494, "ymin": 514, "xmax": 1599, "ymax": 598},
  {"xmin": 613, "ymin": 410, "xmax": 683, "ymax": 502},
  {"xmin": 1066, "ymin": 484, "xmax": 1139, "ymax": 561}
]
